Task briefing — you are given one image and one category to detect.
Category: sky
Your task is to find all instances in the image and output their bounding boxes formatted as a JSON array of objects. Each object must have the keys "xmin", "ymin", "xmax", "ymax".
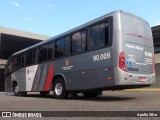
[{"xmin": 0, "ymin": 0, "xmax": 160, "ymax": 37}]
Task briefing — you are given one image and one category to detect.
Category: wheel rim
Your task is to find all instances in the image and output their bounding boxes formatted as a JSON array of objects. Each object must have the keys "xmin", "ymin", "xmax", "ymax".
[{"xmin": 55, "ymin": 83, "xmax": 63, "ymax": 96}]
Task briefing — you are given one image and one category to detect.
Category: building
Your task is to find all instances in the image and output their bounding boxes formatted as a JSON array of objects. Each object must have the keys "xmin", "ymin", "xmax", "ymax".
[
  {"xmin": 152, "ymin": 25, "xmax": 160, "ymax": 88},
  {"xmin": 0, "ymin": 26, "xmax": 49, "ymax": 91}
]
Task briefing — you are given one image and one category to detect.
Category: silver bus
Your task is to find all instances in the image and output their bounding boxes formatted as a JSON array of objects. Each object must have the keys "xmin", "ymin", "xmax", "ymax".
[{"xmin": 5, "ymin": 11, "xmax": 155, "ymax": 99}]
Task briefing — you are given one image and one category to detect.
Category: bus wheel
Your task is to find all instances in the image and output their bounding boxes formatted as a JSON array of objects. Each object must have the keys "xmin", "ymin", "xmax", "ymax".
[
  {"xmin": 40, "ymin": 91, "xmax": 49, "ymax": 96},
  {"xmin": 83, "ymin": 91, "xmax": 102, "ymax": 98},
  {"xmin": 53, "ymin": 78, "xmax": 68, "ymax": 99},
  {"xmin": 14, "ymin": 84, "xmax": 19, "ymax": 96}
]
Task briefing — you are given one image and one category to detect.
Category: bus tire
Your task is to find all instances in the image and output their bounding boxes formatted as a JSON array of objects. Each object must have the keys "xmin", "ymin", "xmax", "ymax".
[
  {"xmin": 83, "ymin": 91, "xmax": 102, "ymax": 98},
  {"xmin": 40, "ymin": 91, "xmax": 49, "ymax": 96},
  {"xmin": 13, "ymin": 83, "xmax": 19, "ymax": 96},
  {"xmin": 53, "ymin": 78, "xmax": 68, "ymax": 99}
]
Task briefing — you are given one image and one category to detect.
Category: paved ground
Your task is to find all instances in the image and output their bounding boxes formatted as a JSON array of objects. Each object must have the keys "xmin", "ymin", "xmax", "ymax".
[{"xmin": 0, "ymin": 91, "xmax": 159, "ymax": 120}]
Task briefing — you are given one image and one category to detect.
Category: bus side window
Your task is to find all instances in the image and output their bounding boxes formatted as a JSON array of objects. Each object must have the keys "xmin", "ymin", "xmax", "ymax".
[
  {"xmin": 64, "ymin": 37, "xmax": 69, "ymax": 56},
  {"xmin": 99, "ymin": 22, "xmax": 109, "ymax": 47},
  {"xmin": 26, "ymin": 51, "xmax": 33, "ymax": 66},
  {"xmin": 82, "ymin": 30, "xmax": 87, "ymax": 52},
  {"xmin": 54, "ymin": 39, "xmax": 65, "ymax": 58},
  {"xmin": 89, "ymin": 21, "xmax": 110, "ymax": 50},
  {"xmin": 21, "ymin": 54, "xmax": 25, "ymax": 68},
  {"xmin": 38, "ymin": 45, "xmax": 48, "ymax": 63},
  {"xmin": 71, "ymin": 32, "xmax": 82, "ymax": 54},
  {"xmin": 32, "ymin": 49, "xmax": 37, "ymax": 64},
  {"xmin": 90, "ymin": 24, "xmax": 99, "ymax": 50},
  {"xmin": 105, "ymin": 22, "xmax": 110, "ymax": 46},
  {"xmin": 13, "ymin": 55, "xmax": 21, "ymax": 70},
  {"xmin": 48, "ymin": 43, "xmax": 53, "ymax": 60}
]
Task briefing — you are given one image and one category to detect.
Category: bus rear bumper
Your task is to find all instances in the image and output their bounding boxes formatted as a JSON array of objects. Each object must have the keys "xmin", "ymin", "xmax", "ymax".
[{"xmin": 114, "ymin": 67, "xmax": 156, "ymax": 86}]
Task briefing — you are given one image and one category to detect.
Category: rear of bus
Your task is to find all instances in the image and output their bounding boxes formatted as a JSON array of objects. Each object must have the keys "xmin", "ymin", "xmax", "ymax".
[{"xmin": 114, "ymin": 11, "xmax": 155, "ymax": 88}]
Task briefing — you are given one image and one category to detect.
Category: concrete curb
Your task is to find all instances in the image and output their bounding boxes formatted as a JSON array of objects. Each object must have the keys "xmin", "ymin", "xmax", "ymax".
[{"xmin": 124, "ymin": 88, "xmax": 160, "ymax": 92}]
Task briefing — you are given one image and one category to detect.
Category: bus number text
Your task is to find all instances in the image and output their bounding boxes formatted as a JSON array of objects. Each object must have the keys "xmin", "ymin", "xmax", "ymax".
[{"xmin": 93, "ymin": 52, "xmax": 110, "ymax": 62}]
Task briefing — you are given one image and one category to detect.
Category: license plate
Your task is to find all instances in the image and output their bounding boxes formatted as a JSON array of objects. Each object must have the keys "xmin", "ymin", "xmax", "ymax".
[{"xmin": 139, "ymin": 77, "xmax": 147, "ymax": 82}]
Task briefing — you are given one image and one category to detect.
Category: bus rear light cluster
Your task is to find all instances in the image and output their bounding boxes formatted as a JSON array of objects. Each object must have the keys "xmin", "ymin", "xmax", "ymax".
[{"xmin": 119, "ymin": 51, "xmax": 127, "ymax": 72}]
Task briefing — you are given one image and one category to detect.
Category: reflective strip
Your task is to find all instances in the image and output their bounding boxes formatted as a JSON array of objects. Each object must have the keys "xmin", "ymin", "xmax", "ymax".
[{"xmin": 127, "ymin": 33, "xmax": 150, "ymax": 41}]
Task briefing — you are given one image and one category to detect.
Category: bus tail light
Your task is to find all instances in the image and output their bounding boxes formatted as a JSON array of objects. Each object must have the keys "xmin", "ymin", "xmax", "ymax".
[{"xmin": 119, "ymin": 51, "xmax": 127, "ymax": 72}]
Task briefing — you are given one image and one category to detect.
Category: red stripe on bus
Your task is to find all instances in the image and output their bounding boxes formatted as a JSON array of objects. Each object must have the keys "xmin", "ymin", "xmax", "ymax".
[
  {"xmin": 127, "ymin": 33, "xmax": 150, "ymax": 41},
  {"xmin": 44, "ymin": 64, "xmax": 54, "ymax": 91}
]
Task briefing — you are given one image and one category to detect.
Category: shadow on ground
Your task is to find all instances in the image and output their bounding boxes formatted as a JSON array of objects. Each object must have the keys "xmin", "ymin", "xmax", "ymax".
[{"xmin": 4, "ymin": 92, "xmax": 136, "ymax": 102}]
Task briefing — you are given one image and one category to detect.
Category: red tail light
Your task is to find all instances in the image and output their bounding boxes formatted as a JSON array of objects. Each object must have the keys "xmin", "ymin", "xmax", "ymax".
[{"xmin": 119, "ymin": 51, "xmax": 127, "ymax": 72}]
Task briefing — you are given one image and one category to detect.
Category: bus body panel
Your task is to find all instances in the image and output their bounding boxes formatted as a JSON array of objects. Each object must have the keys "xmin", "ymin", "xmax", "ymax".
[
  {"xmin": 11, "ymin": 69, "xmax": 26, "ymax": 92},
  {"xmin": 9, "ymin": 46, "xmax": 113, "ymax": 92},
  {"xmin": 54, "ymin": 47, "xmax": 113, "ymax": 91},
  {"xmin": 26, "ymin": 65, "xmax": 38, "ymax": 91},
  {"xmin": 113, "ymin": 11, "xmax": 155, "ymax": 86},
  {"xmin": 114, "ymin": 67, "xmax": 155, "ymax": 86},
  {"xmin": 29, "ymin": 62, "xmax": 53, "ymax": 92},
  {"xmin": 125, "ymin": 42, "xmax": 154, "ymax": 74}
]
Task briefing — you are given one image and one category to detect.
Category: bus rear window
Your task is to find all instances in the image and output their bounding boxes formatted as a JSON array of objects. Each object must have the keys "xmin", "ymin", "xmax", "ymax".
[{"xmin": 120, "ymin": 12, "xmax": 153, "ymax": 46}]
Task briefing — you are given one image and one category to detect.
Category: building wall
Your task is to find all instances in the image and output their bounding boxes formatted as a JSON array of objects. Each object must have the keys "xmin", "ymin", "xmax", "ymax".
[
  {"xmin": 154, "ymin": 53, "xmax": 160, "ymax": 88},
  {"xmin": 153, "ymin": 25, "xmax": 160, "ymax": 88},
  {"xmin": 155, "ymin": 64, "xmax": 160, "ymax": 88},
  {"xmin": 0, "ymin": 27, "xmax": 49, "ymax": 92},
  {"xmin": 0, "ymin": 69, "xmax": 5, "ymax": 91}
]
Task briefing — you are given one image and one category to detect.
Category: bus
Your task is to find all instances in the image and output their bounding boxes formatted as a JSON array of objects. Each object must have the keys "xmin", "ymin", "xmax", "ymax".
[{"xmin": 5, "ymin": 10, "xmax": 155, "ymax": 99}]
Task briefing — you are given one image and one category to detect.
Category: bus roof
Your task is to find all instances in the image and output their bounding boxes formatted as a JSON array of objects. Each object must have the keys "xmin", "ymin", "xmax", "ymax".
[{"xmin": 11, "ymin": 10, "xmax": 147, "ymax": 57}]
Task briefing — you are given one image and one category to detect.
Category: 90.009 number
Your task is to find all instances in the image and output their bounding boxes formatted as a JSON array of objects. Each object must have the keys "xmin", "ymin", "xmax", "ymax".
[{"xmin": 93, "ymin": 52, "xmax": 110, "ymax": 61}]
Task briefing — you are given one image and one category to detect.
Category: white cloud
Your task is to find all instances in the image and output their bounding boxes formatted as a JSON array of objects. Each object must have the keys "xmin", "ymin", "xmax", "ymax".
[
  {"xmin": 14, "ymin": 2, "xmax": 20, "ymax": 7},
  {"xmin": 22, "ymin": 17, "xmax": 33, "ymax": 22},
  {"xmin": 47, "ymin": 4, "xmax": 54, "ymax": 8}
]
